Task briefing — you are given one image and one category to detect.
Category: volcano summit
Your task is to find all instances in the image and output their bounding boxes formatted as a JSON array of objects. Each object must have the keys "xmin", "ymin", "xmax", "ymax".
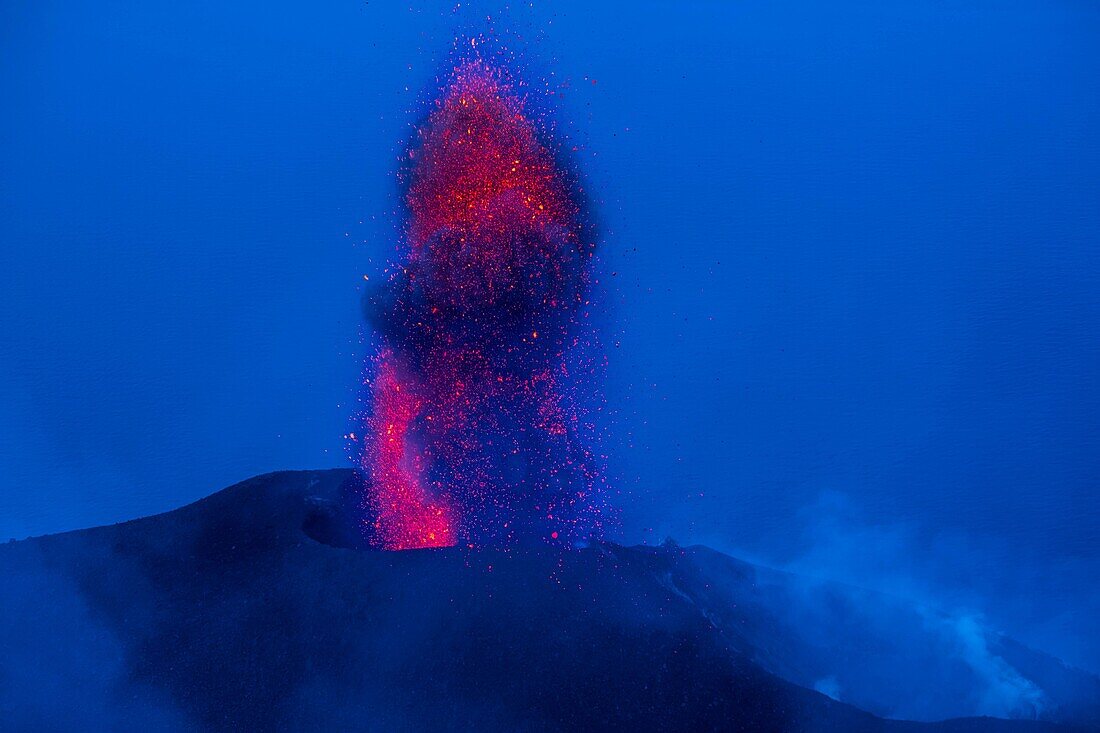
[{"xmin": 2, "ymin": 470, "xmax": 1096, "ymax": 731}]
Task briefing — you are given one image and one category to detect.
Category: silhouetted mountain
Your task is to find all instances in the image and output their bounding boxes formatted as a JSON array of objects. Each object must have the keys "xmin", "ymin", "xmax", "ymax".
[{"xmin": 1, "ymin": 470, "xmax": 1095, "ymax": 732}]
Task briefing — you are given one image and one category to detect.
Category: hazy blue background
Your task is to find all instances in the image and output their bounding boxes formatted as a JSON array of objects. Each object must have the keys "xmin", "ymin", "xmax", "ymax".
[{"xmin": 2, "ymin": 2, "xmax": 1098, "ymax": 672}]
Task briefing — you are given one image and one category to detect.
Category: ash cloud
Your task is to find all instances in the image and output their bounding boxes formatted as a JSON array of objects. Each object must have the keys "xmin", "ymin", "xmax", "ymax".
[
  {"xmin": 0, "ymin": 544, "xmax": 191, "ymax": 731},
  {"xmin": 712, "ymin": 491, "xmax": 1100, "ymax": 723}
]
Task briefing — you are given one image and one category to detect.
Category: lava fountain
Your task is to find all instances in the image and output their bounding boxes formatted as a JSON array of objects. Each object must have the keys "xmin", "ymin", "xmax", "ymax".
[{"xmin": 357, "ymin": 51, "xmax": 607, "ymax": 550}]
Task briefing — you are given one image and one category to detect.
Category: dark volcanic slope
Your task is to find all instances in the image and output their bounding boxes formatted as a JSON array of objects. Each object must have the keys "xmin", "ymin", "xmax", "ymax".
[{"xmin": 0, "ymin": 470, "xmax": 1092, "ymax": 732}]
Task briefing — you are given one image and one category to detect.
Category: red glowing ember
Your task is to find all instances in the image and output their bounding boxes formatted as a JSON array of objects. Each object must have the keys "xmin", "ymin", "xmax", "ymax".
[
  {"xmin": 358, "ymin": 51, "xmax": 606, "ymax": 551},
  {"xmin": 405, "ymin": 61, "xmax": 578, "ymax": 252}
]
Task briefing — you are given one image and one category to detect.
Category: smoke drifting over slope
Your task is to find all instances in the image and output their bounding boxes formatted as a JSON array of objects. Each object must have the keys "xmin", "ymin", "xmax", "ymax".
[{"xmin": 357, "ymin": 49, "xmax": 607, "ymax": 550}]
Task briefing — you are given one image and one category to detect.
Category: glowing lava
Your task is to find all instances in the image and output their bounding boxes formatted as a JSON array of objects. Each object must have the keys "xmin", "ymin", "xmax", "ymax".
[{"xmin": 358, "ymin": 51, "xmax": 605, "ymax": 550}]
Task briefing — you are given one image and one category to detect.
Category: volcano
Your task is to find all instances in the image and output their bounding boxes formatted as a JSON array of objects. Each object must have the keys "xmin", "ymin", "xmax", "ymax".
[{"xmin": 2, "ymin": 469, "xmax": 1096, "ymax": 732}]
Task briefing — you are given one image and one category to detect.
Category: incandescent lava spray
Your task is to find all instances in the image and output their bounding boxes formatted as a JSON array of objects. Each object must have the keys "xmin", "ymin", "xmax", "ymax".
[{"xmin": 356, "ymin": 50, "xmax": 608, "ymax": 550}]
